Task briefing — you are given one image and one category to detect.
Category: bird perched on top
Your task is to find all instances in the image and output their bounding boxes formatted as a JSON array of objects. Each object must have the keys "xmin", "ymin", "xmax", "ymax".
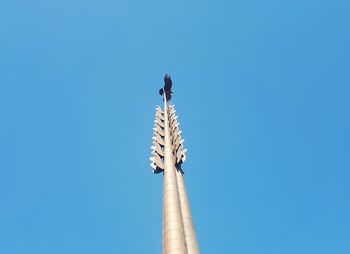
[{"xmin": 159, "ymin": 74, "xmax": 173, "ymax": 101}]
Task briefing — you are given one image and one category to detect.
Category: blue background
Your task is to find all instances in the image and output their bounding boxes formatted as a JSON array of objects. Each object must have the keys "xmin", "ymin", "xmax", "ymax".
[{"xmin": 1, "ymin": 0, "xmax": 349, "ymax": 253}]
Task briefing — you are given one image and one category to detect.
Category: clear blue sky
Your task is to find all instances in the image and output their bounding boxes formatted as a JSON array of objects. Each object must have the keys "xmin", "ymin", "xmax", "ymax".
[{"xmin": 1, "ymin": 0, "xmax": 349, "ymax": 253}]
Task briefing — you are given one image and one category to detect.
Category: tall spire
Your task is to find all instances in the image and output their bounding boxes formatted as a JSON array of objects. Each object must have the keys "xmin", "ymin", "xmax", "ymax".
[{"xmin": 150, "ymin": 75, "xmax": 199, "ymax": 254}]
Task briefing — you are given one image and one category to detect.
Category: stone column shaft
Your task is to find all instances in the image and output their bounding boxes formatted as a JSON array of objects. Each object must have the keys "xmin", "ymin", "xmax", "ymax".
[
  {"xmin": 162, "ymin": 97, "xmax": 187, "ymax": 254},
  {"xmin": 176, "ymin": 171, "xmax": 200, "ymax": 254}
]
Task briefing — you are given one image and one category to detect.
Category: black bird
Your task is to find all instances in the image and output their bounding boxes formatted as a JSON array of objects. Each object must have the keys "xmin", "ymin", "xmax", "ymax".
[{"xmin": 159, "ymin": 74, "xmax": 173, "ymax": 101}]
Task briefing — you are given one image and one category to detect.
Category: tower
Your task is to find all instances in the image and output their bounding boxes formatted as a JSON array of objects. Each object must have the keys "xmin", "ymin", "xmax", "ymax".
[{"xmin": 150, "ymin": 75, "xmax": 200, "ymax": 254}]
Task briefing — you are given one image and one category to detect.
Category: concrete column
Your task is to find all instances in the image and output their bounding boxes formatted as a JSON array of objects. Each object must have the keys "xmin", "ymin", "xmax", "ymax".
[
  {"xmin": 162, "ymin": 96, "xmax": 187, "ymax": 254},
  {"xmin": 176, "ymin": 171, "xmax": 200, "ymax": 254}
]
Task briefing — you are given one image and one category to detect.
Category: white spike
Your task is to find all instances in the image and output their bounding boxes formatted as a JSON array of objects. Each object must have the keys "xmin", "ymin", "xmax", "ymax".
[{"xmin": 182, "ymin": 154, "xmax": 187, "ymax": 162}]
